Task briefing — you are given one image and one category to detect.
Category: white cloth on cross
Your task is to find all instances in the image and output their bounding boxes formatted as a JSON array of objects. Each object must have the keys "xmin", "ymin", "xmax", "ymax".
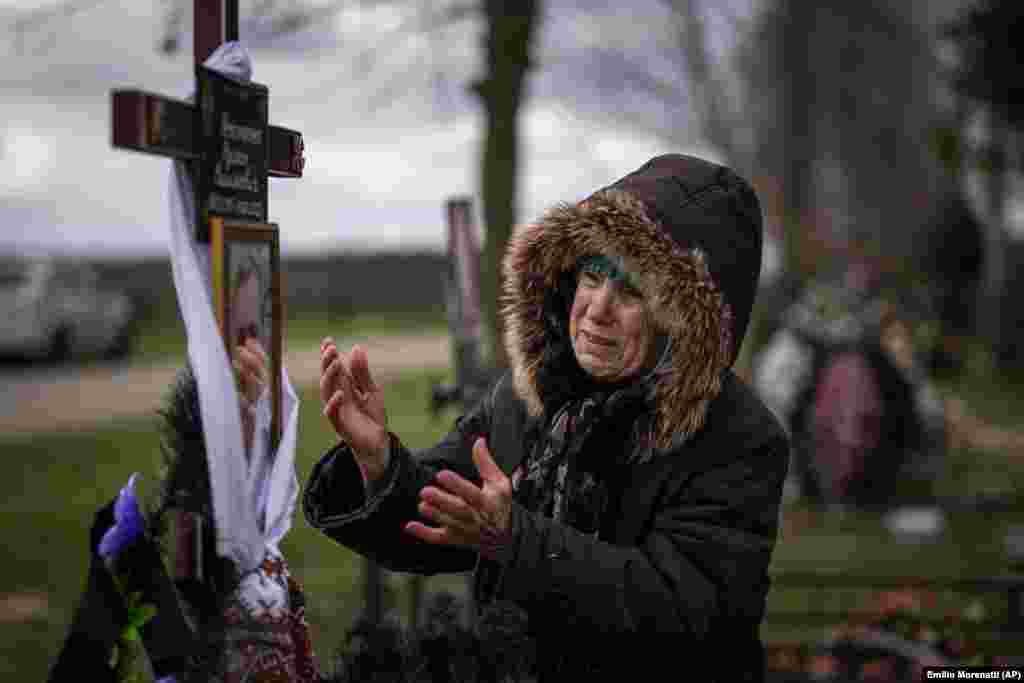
[{"xmin": 166, "ymin": 41, "xmax": 299, "ymax": 575}]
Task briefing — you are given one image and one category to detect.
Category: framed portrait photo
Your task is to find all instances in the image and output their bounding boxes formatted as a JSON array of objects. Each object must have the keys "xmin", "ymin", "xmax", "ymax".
[{"xmin": 210, "ymin": 217, "xmax": 282, "ymax": 451}]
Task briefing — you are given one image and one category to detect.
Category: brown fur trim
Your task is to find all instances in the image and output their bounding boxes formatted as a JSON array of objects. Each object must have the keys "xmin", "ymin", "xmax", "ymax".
[{"xmin": 500, "ymin": 189, "xmax": 732, "ymax": 452}]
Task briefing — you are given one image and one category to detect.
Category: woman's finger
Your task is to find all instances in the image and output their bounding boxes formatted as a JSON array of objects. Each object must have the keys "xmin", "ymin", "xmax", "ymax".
[
  {"xmin": 320, "ymin": 344, "xmax": 338, "ymax": 376},
  {"xmin": 418, "ymin": 502, "xmax": 475, "ymax": 544},
  {"xmin": 350, "ymin": 345, "xmax": 378, "ymax": 395},
  {"xmin": 319, "ymin": 358, "xmax": 336, "ymax": 404},
  {"xmin": 339, "ymin": 352, "xmax": 355, "ymax": 389},
  {"xmin": 323, "ymin": 390, "xmax": 347, "ymax": 430},
  {"xmin": 434, "ymin": 470, "xmax": 487, "ymax": 511},
  {"xmin": 404, "ymin": 520, "xmax": 458, "ymax": 546},
  {"xmin": 321, "ymin": 356, "xmax": 346, "ymax": 400},
  {"xmin": 339, "ymin": 353, "xmax": 370, "ymax": 403},
  {"xmin": 472, "ymin": 438, "xmax": 504, "ymax": 485},
  {"xmin": 420, "ymin": 486, "xmax": 475, "ymax": 525}
]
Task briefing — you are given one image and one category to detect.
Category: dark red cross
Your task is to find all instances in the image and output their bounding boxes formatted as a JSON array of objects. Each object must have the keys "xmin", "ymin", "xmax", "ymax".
[
  {"xmin": 110, "ymin": 0, "xmax": 304, "ymax": 187},
  {"xmin": 108, "ymin": 0, "xmax": 304, "ymax": 583}
]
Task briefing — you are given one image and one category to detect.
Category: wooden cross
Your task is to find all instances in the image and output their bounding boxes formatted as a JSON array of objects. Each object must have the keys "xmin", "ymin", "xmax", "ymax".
[
  {"xmin": 111, "ymin": 0, "xmax": 304, "ymax": 241},
  {"xmin": 108, "ymin": 0, "xmax": 303, "ymax": 584}
]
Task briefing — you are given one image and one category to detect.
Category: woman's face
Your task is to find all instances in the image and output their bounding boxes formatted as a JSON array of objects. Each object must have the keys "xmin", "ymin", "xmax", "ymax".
[{"xmin": 568, "ymin": 258, "xmax": 654, "ymax": 382}]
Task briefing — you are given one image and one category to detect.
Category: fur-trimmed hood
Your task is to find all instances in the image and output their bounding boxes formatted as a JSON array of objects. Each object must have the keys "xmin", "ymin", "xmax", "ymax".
[{"xmin": 501, "ymin": 154, "xmax": 764, "ymax": 451}]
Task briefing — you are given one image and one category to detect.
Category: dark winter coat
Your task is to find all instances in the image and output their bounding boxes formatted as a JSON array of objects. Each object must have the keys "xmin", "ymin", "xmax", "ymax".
[{"xmin": 304, "ymin": 154, "xmax": 790, "ymax": 681}]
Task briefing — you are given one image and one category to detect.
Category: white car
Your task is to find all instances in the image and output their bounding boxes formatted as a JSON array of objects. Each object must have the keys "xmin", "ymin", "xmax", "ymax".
[{"xmin": 0, "ymin": 254, "xmax": 135, "ymax": 361}]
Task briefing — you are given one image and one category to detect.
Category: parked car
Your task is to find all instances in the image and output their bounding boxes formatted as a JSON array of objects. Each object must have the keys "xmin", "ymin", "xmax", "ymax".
[{"xmin": 0, "ymin": 253, "xmax": 136, "ymax": 361}]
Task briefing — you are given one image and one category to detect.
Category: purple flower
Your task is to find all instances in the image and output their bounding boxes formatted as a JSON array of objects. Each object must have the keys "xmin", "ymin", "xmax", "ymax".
[
  {"xmin": 156, "ymin": 677, "xmax": 178, "ymax": 683},
  {"xmin": 98, "ymin": 474, "xmax": 145, "ymax": 559}
]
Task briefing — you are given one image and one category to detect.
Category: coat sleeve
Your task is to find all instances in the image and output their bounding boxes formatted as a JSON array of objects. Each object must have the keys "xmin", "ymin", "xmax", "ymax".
[
  {"xmin": 301, "ymin": 379, "xmax": 500, "ymax": 575},
  {"xmin": 496, "ymin": 429, "xmax": 790, "ymax": 637}
]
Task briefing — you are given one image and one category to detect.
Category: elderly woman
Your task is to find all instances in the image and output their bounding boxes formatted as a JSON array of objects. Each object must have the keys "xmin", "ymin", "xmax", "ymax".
[{"xmin": 304, "ymin": 154, "xmax": 790, "ymax": 681}]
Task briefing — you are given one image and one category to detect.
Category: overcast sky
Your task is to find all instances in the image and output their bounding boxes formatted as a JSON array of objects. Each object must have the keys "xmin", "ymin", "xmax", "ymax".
[{"xmin": 0, "ymin": 0, "xmax": 741, "ymax": 257}]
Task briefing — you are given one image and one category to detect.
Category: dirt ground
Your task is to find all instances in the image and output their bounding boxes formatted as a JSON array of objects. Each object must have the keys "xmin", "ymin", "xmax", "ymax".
[
  {"xmin": 1, "ymin": 332, "xmax": 452, "ymax": 435},
  {"xmin": 7, "ymin": 330, "xmax": 1024, "ymax": 457}
]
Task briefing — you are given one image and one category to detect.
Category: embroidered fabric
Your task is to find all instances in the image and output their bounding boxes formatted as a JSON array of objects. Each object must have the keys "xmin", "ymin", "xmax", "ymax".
[{"xmin": 214, "ymin": 553, "xmax": 319, "ymax": 683}]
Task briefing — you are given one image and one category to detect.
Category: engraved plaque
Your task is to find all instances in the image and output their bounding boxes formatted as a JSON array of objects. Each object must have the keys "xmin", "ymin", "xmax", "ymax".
[{"xmin": 195, "ymin": 66, "xmax": 269, "ymax": 241}]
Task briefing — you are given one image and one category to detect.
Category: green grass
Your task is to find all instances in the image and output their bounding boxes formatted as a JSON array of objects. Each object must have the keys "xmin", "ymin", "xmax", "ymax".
[
  {"xmin": 937, "ymin": 370, "xmax": 1024, "ymax": 433},
  {"xmin": 762, "ymin": 439, "xmax": 1024, "ymax": 653},
  {"xmin": 754, "ymin": 335, "xmax": 1024, "ymax": 654},
  {"xmin": 131, "ymin": 307, "xmax": 448, "ymax": 364},
  {"xmin": 0, "ymin": 368, "xmax": 464, "ymax": 680}
]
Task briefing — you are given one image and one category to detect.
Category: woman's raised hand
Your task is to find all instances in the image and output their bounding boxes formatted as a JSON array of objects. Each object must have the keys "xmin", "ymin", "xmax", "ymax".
[{"xmin": 320, "ymin": 337, "xmax": 390, "ymax": 480}]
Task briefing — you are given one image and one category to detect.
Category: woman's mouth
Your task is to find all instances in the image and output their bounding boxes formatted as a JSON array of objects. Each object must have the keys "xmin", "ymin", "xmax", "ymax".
[{"xmin": 582, "ymin": 330, "xmax": 616, "ymax": 348}]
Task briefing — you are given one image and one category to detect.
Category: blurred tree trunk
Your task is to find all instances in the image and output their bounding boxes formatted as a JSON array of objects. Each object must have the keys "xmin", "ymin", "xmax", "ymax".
[
  {"xmin": 974, "ymin": 111, "xmax": 1009, "ymax": 360},
  {"xmin": 776, "ymin": 0, "xmax": 816, "ymax": 278},
  {"xmin": 473, "ymin": 0, "xmax": 540, "ymax": 370},
  {"xmin": 945, "ymin": 0, "xmax": 1024, "ymax": 369},
  {"xmin": 671, "ymin": 0, "xmax": 743, "ymax": 169},
  {"xmin": 696, "ymin": 0, "xmax": 818, "ymax": 277},
  {"xmin": 744, "ymin": 0, "xmax": 944, "ymax": 283}
]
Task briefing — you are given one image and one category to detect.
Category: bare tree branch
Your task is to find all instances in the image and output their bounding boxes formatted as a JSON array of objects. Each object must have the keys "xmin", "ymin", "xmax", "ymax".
[
  {"xmin": 3, "ymin": 0, "xmax": 115, "ymax": 55},
  {"xmin": 661, "ymin": 0, "xmax": 744, "ymax": 167},
  {"xmin": 266, "ymin": 1, "xmax": 478, "ymax": 106},
  {"xmin": 569, "ymin": 47, "xmax": 687, "ymax": 104}
]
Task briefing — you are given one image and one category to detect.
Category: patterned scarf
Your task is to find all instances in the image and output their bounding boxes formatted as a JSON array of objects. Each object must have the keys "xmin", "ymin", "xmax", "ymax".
[
  {"xmin": 474, "ymin": 377, "xmax": 653, "ymax": 601},
  {"xmin": 471, "ymin": 380, "xmax": 654, "ymax": 682},
  {"xmin": 514, "ymin": 394, "xmax": 614, "ymax": 534}
]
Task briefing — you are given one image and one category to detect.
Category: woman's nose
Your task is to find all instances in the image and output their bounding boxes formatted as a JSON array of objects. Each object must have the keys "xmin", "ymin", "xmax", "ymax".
[{"xmin": 589, "ymin": 281, "xmax": 616, "ymax": 319}]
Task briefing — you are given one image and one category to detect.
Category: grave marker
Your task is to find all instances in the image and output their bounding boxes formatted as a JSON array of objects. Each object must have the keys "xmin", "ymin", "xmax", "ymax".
[
  {"xmin": 430, "ymin": 197, "xmax": 490, "ymax": 415},
  {"xmin": 416, "ymin": 197, "xmax": 489, "ymax": 628},
  {"xmin": 108, "ymin": 0, "xmax": 304, "ymax": 583},
  {"xmin": 111, "ymin": 0, "xmax": 304, "ymax": 241}
]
